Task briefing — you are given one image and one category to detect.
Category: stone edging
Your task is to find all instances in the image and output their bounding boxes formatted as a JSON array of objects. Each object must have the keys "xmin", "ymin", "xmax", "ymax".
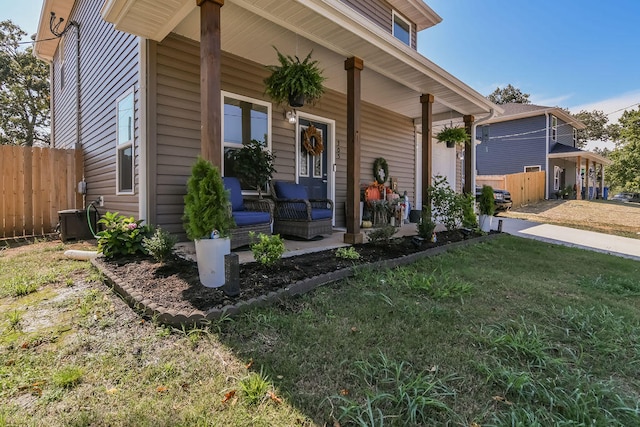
[{"xmin": 92, "ymin": 233, "xmax": 501, "ymax": 327}]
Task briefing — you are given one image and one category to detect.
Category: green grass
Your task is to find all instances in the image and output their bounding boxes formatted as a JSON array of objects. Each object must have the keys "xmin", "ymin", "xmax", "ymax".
[{"xmin": 1, "ymin": 236, "xmax": 640, "ymax": 426}]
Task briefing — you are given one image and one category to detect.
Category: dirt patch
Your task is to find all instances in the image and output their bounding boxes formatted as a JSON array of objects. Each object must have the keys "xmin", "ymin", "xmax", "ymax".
[
  {"xmin": 498, "ymin": 199, "xmax": 640, "ymax": 239},
  {"xmin": 93, "ymin": 230, "xmax": 480, "ymax": 315}
]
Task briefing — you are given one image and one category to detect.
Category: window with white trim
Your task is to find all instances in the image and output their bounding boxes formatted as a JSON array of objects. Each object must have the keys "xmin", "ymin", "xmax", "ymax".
[
  {"xmin": 524, "ymin": 165, "xmax": 541, "ymax": 173},
  {"xmin": 392, "ymin": 11, "xmax": 411, "ymax": 46},
  {"xmin": 551, "ymin": 115, "xmax": 558, "ymax": 141},
  {"xmin": 222, "ymin": 92, "xmax": 271, "ymax": 192},
  {"xmin": 573, "ymin": 128, "xmax": 578, "ymax": 146},
  {"xmin": 116, "ymin": 90, "xmax": 134, "ymax": 194}
]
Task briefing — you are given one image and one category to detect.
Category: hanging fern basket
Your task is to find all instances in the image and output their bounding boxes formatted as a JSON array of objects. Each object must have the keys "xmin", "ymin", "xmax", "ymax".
[{"xmin": 435, "ymin": 125, "xmax": 469, "ymax": 148}]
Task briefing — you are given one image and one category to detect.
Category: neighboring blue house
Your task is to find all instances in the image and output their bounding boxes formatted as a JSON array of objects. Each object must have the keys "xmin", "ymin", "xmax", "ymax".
[{"xmin": 475, "ymin": 103, "xmax": 611, "ymax": 199}]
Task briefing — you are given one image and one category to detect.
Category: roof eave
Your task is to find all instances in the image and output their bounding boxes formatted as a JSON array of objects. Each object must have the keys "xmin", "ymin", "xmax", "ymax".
[
  {"xmin": 486, "ymin": 106, "xmax": 586, "ymax": 130},
  {"xmin": 386, "ymin": 0, "xmax": 443, "ymax": 31},
  {"xmin": 34, "ymin": 0, "xmax": 75, "ymax": 62}
]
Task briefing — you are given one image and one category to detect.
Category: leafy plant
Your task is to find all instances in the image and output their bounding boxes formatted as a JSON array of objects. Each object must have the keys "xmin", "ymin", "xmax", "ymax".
[
  {"xmin": 367, "ymin": 225, "xmax": 397, "ymax": 244},
  {"xmin": 335, "ymin": 246, "xmax": 360, "ymax": 260},
  {"xmin": 249, "ymin": 232, "xmax": 285, "ymax": 266},
  {"xmin": 264, "ymin": 47, "xmax": 326, "ymax": 106},
  {"xmin": 478, "ymin": 185, "xmax": 496, "ymax": 216},
  {"xmin": 435, "ymin": 125, "xmax": 468, "ymax": 146},
  {"xmin": 461, "ymin": 192, "xmax": 478, "ymax": 229},
  {"xmin": 96, "ymin": 212, "xmax": 152, "ymax": 259},
  {"xmin": 52, "ymin": 366, "xmax": 84, "ymax": 389},
  {"xmin": 142, "ymin": 227, "xmax": 177, "ymax": 263},
  {"xmin": 426, "ymin": 175, "xmax": 465, "ymax": 231},
  {"xmin": 230, "ymin": 139, "xmax": 276, "ymax": 197},
  {"xmin": 183, "ymin": 156, "xmax": 235, "ymax": 240},
  {"xmin": 6, "ymin": 309, "xmax": 22, "ymax": 330},
  {"xmin": 239, "ymin": 370, "xmax": 271, "ymax": 405},
  {"xmin": 417, "ymin": 216, "xmax": 436, "ymax": 239}
]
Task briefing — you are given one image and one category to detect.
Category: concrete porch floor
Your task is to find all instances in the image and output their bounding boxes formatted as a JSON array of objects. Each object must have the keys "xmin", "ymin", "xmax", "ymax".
[{"xmin": 176, "ymin": 222, "xmax": 424, "ymax": 264}]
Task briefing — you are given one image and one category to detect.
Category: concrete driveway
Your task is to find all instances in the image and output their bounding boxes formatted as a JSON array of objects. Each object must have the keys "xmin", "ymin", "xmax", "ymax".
[{"xmin": 497, "ymin": 217, "xmax": 640, "ymax": 262}]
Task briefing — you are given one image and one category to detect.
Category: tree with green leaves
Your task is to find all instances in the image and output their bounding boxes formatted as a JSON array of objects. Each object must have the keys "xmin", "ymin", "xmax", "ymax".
[
  {"xmin": 0, "ymin": 20, "xmax": 50, "ymax": 146},
  {"xmin": 570, "ymin": 109, "xmax": 621, "ymax": 149},
  {"xmin": 487, "ymin": 84, "xmax": 531, "ymax": 105},
  {"xmin": 607, "ymin": 108, "xmax": 640, "ymax": 191}
]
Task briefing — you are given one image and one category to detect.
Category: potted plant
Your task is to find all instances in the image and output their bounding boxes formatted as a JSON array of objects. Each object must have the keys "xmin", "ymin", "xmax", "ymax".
[
  {"xmin": 478, "ymin": 185, "xmax": 495, "ymax": 232},
  {"xmin": 264, "ymin": 47, "xmax": 326, "ymax": 107},
  {"xmin": 183, "ymin": 157, "xmax": 235, "ymax": 288},
  {"xmin": 435, "ymin": 125, "xmax": 469, "ymax": 148},
  {"xmin": 231, "ymin": 139, "xmax": 276, "ymax": 198}
]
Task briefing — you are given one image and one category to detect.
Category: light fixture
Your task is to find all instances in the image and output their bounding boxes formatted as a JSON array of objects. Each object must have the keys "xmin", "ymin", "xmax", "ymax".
[{"xmin": 285, "ymin": 110, "xmax": 297, "ymax": 124}]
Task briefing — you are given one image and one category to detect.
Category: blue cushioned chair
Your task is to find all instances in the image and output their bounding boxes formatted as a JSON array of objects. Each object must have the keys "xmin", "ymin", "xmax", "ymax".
[
  {"xmin": 223, "ymin": 177, "xmax": 274, "ymax": 249},
  {"xmin": 271, "ymin": 181, "xmax": 333, "ymax": 240}
]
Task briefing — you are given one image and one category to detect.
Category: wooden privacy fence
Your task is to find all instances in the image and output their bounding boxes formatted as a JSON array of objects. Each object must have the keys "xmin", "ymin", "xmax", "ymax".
[
  {"xmin": 1, "ymin": 145, "xmax": 82, "ymax": 239},
  {"xmin": 477, "ymin": 171, "xmax": 546, "ymax": 208}
]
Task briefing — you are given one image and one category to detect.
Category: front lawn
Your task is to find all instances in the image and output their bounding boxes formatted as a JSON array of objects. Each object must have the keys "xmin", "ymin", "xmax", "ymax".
[{"xmin": 1, "ymin": 236, "xmax": 639, "ymax": 425}]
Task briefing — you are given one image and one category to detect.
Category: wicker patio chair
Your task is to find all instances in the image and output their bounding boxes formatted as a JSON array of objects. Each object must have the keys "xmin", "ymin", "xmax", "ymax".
[
  {"xmin": 223, "ymin": 177, "xmax": 274, "ymax": 249},
  {"xmin": 271, "ymin": 181, "xmax": 333, "ymax": 240}
]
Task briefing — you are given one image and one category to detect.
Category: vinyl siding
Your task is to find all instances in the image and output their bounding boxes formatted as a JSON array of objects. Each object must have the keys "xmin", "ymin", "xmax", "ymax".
[
  {"xmin": 476, "ymin": 116, "xmax": 548, "ymax": 175},
  {"xmin": 149, "ymin": 34, "xmax": 416, "ymax": 235},
  {"xmin": 340, "ymin": 0, "xmax": 417, "ymax": 49},
  {"xmin": 51, "ymin": 0, "xmax": 140, "ymax": 217}
]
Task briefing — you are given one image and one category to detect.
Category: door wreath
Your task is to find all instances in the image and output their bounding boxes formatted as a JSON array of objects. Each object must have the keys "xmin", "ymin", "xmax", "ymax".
[
  {"xmin": 373, "ymin": 157, "xmax": 388, "ymax": 184},
  {"xmin": 302, "ymin": 125, "xmax": 324, "ymax": 156}
]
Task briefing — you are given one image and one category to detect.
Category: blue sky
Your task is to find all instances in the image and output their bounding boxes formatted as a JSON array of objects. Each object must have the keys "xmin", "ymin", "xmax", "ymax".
[
  {"xmin": 421, "ymin": 0, "xmax": 640, "ymax": 127},
  {"xmin": 4, "ymin": 1, "xmax": 638, "ymax": 147}
]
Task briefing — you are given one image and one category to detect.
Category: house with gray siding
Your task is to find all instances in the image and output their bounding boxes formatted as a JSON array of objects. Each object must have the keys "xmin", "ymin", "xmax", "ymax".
[
  {"xmin": 476, "ymin": 103, "xmax": 610, "ymax": 199},
  {"xmin": 35, "ymin": 0, "xmax": 497, "ymax": 243}
]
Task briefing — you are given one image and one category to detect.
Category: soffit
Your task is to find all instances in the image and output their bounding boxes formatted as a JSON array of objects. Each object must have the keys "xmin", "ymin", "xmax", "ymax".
[
  {"xmin": 34, "ymin": 0, "xmax": 75, "ymax": 61},
  {"xmin": 101, "ymin": 0, "xmax": 496, "ymax": 119}
]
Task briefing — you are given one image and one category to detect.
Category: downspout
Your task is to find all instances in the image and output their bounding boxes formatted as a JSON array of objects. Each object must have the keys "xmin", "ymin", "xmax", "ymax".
[
  {"xmin": 138, "ymin": 37, "xmax": 148, "ymax": 222},
  {"xmin": 544, "ymin": 112, "xmax": 549, "ymax": 200},
  {"xmin": 471, "ymin": 108, "xmax": 496, "ymax": 194}
]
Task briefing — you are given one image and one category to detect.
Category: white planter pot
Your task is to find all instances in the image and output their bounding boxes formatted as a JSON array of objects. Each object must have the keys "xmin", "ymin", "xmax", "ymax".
[
  {"xmin": 479, "ymin": 214, "xmax": 493, "ymax": 233},
  {"xmin": 194, "ymin": 237, "xmax": 231, "ymax": 288}
]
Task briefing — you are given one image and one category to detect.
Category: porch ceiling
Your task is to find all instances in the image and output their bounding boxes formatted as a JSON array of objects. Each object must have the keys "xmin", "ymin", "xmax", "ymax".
[{"xmin": 100, "ymin": 0, "xmax": 498, "ymax": 120}]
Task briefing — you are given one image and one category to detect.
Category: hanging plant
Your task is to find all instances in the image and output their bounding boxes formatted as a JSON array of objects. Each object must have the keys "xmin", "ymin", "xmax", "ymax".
[
  {"xmin": 435, "ymin": 125, "xmax": 469, "ymax": 147},
  {"xmin": 264, "ymin": 47, "xmax": 326, "ymax": 107},
  {"xmin": 373, "ymin": 157, "xmax": 389, "ymax": 185}
]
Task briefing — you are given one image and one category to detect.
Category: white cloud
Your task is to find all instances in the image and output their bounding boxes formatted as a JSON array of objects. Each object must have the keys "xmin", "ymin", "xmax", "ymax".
[
  {"xmin": 570, "ymin": 90, "xmax": 640, "ymax": 124},
  {"xmin": 530, "ymin": 93, "xmax": 573, "ymax": 107}
]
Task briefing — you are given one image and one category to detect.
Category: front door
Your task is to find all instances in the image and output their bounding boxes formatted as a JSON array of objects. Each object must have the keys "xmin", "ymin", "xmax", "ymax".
[{"xmin": 298, "ymin": 119, "xmax": 328, "ymax": 199}]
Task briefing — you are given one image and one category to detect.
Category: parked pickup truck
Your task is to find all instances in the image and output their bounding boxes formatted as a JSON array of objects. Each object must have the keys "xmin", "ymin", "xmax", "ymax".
[{"xmin": 475, "ymin": 186, "xmax": 513, "ymax": 212}]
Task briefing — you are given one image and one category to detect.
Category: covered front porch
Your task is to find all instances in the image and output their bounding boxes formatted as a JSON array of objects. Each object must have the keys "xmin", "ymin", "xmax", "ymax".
[
  {"xmin": 101, "ymin": 0, "xmax": 496, "ymax": 243},
  {"xmin": 548, "ymin": 145, "xmax": 612, "ymax": 200}
]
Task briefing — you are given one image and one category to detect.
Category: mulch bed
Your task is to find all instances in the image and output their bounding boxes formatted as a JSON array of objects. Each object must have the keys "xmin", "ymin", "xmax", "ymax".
[{"xmin": 92, "ymin": 229, "xmax": 484, "ymax": 319}]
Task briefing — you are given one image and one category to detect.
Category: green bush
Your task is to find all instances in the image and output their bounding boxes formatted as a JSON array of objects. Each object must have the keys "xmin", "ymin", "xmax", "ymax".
[
  {"xmin": 183, "ymin": 157, "xmax": 235, "ymax": 240},
  {"xmin": 97, "ymin": 212, "xmax": 152, "ymax": 259},
  {"xmin": 249, "ymin": 232, "xmax": 285, "ymax": 266},
  {"xmin": 426, "ymin": 175, "xmax": 465, "ymax": 231},
  {"xmin": 367, "ymin": 225, "xmax": 397, "ymax": 244},
  {"xmin": 479, "ymin": 185, "xmax": 496, "ymax": 216},
  {"xmin": 461, "ymin": 192, "xmax": 478, "ymax": 229},
  {"xmin": 335, "ymin": 246, "xmax": 360, "ymax": 260},
  {"xmin": 142, "ymin": 227, "xmax": 177, "ymax": 263},
  {"xmin": 417, "ymin": 215, "xmax": 436, "ymax": 239}
]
